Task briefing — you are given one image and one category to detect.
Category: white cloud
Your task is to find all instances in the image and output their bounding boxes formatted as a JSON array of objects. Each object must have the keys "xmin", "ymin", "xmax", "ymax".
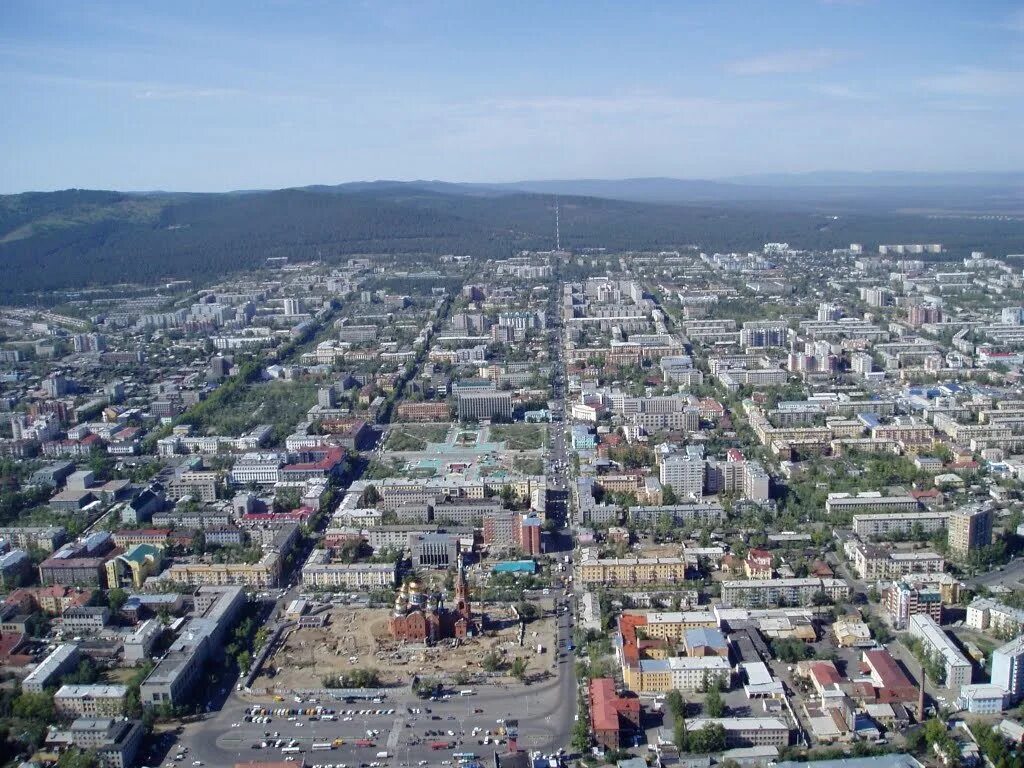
[
  {"xmin": 726, "ymin": 48, "xmax": 846, "ymax": 76},
  {"xmin": 917, "ymin": 67, "xmax": 1024, "ymax": 97},
  {"xmin": 814, "ymin": 83, "xmax": 871, "ymax": 100},
  {"xmin": 476, "ymin": 93, "xmax": 783, "ymax": 123}
]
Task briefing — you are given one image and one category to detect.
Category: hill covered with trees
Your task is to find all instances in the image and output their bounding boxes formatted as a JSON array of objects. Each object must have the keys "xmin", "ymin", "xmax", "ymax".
[{"xmin": 2, "ymin": 183, "xmax": 1024, "ymax": 301}]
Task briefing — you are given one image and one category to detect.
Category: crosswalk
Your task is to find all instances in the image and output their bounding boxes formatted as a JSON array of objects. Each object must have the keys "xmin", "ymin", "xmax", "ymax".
[{"xmin": 386, "ymin": 717, "xmax": 405, "ymax": 749}]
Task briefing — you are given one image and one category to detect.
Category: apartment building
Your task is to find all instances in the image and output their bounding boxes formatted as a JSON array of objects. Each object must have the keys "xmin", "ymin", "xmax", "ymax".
[
  {"xmin": 54, "ymin": 685, "xmax": 128, "ymax": 718},
  {"xmin": 871, "ymin": 420, "xmax": 935, "ymax": 448},
  {"xmin": 23, "ymin": 643, "xmax": 81, "ymax": 693},
  {"xmin": 852, "ymin": 512, "xmax": 950, "ymax": 539},
  {"xmin": 659, "ymin": 454, "xmax": 704, "ymax": 500},
  {"xmin": 991, "ymin": 635, "xmax": 1024, "ymax": 703},
  {"xmin": 165, "ymin": 552, "xmax": 281, "ymax": 588},
  {"xmin": 948, "ymin": 507, "xmax": 994, "ymax": 557},
  {"xmin": 883, "ymin": 580, "xmax": 943, "ymax": 630},
  {"xmin": 966, "ymin": 598, "xmax": 1024, "ymax": 635},
  {"xmin": 166, "ymin": 470, "xmax": 219, "ymax": 502},
  {"xmin": 66, "ymin": 718, "xmax": 143, "ymax": 768},
  {"xmin": 627, "ymin": 503, "xmax": 725, "ymax": 528},
  {"xmin": 825, "ymin": 493, "xmax": 919, "ymax": 516},
  {"xmin": 721, "ymin": 578, "xmax": 850, "ymax": 609},
  {"xmin": 337, "ymin": 325, "xmax": 378, "ymax": 343},
  {"xmin": 577, "ymin": 548, "xmax": 688, "ymax": 587},
  {"xmin": 908, "ymin": 614, "xmax": 972, "ymax": 688},
  {"xmin": 301, "ymin": 550, "xmax": 397, "ymax": 590},
  {"xmin": 847, "ymin": 542, "xmax": 944, "ymax": 580},
  {"xmin": 0, "ymin": 525, "xmax": 67, "ymax": 552}
]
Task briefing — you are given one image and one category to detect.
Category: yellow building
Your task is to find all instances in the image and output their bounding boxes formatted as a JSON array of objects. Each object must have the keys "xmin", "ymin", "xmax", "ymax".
[
  {"xmin": 104, "ymin": 544, "xmax": 163, "ymax": 590},
  {"xmin": 166, "ymin": 552, "xmax": 281, "ymax": 588},
  {"xmin": 577, "ymin": 549, "xmax": 688, "ymax": 586}
]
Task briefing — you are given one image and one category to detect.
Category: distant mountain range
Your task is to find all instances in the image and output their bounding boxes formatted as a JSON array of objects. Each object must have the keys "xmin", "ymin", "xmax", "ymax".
[
  {"xmin": 294, "ymin": 172, "xmax": 1024, "ymax": 212},
  {"xmin": 2, "ymin": 175, "xmax": 1023, "ymax": 301},
  {"xmin": 453, "ymin": 173, "xmax": 1024, "ymax": 210}
]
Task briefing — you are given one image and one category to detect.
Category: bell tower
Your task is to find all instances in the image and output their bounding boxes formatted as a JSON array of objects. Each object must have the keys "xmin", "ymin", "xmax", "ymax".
[{"xmin": 454, "ymin": 554, "xmax": 471, "ymax": 620}]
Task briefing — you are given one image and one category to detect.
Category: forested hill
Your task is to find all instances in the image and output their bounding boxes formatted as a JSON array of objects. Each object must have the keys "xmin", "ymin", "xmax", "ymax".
[{"xmin": 3, "ymin": 183, "xmax": 1024, "ymax": 300}]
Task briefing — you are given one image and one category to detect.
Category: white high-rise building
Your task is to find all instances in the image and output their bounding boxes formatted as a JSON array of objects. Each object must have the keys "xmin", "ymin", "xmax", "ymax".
[{"xmin": 660, "ymin": 454, "xmax": 704, "ymax": 500}]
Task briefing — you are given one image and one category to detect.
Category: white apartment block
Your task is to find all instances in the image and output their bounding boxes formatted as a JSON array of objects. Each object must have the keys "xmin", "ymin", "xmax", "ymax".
[
  {"xmin": 908, "ymin": 614, "xmax": 971, "ymax": 688},
  {"xmin": 852, "ymin": 512, "xmax": 950, "ymax": 539},
  {"xmin": 660, "ymin": 454, "xmax": 704, "ymax": 500},
  {"xmin": 301, "ymin": 550, "xmax": 397, "ymax": 590},
  {"xmin": 721, "ymin": 578, "xmax": 850, "ymax": 608},
  {"xmin": 54, "ymin": 685, "xmax": 128, "ymax": 718}
]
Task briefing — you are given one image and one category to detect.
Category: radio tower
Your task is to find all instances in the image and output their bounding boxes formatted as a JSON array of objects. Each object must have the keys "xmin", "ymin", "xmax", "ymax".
[{"xmin": 555, "ymin": 197, "xmax": 561, "ymax": 251}]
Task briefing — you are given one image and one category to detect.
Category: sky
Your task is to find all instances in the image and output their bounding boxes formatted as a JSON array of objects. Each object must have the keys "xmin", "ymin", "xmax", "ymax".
[{"xmin": 2, "ymin": 0, "xmax": 1024, "ymax": 193}]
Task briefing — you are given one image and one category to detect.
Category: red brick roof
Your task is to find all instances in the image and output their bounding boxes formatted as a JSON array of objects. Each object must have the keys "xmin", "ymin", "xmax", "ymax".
[
  {"xmin": 864, "ymin": 649, "xmax": 914, "ymax": 689},
  {"xmin": 618, "ymin": 613, "xmax": 647, "ymax": 667}
]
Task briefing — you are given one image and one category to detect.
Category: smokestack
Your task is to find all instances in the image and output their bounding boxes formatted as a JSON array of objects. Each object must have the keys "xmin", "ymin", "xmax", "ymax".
[{"xmin": 918, "ymin": 661, "xmax": 926, "ymax": 719}]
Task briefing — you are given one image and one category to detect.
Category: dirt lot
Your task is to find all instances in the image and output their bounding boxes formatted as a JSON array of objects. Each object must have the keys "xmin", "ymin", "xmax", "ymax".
[{"xmin": 254, "ymin": 604, "xmax": 561, "ymax": 691}]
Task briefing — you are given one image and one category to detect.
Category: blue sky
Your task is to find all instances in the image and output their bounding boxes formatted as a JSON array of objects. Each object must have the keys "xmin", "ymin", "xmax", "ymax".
[{"xmin": 2, "ymin": 1, "xmax": 1023, "ymax": 192}]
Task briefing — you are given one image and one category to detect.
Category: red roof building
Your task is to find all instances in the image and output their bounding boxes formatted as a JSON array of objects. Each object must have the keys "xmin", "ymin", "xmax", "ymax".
[
  {"xmin": 861, "ymin": 649, "xmax": 919, "ymax": 705},
  {"xmin": 589, "ymin": 678, "xmax": 641, "ymax": 751}
]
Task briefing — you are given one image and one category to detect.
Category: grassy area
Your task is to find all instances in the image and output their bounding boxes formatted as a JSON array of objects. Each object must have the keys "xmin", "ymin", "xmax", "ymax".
[
  {"xmin": 385, "ymin": 423, "xmax": 450, "ymax": 451},
  {"xmin": 489, "ymin": 423, "xmax": 546, "ymax": 450},
  {"xmin": 204, "ymin": 380, "xmax": 318, "ymax": 443},
  {"xmin": 513, "ymin": 456, "xmax": 544, "ymax": 475}
]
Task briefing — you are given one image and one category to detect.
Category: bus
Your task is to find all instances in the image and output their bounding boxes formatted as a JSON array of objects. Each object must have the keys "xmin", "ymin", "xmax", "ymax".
[
  {"xmin": 353, "ymin": 739, "xmax": 374, "ymax": 748},
  {"xmin": 458, "ymin": 690, "xmax": 474, "ymax": 696},
  {"xmin": 312, "ymin": 743, "xmax": 334, "ymax": 752},
  {"xmin": 431, "ymin": 742, "xmax": 452, "ymax": 750},
  {"xmin": 453, "ymin": 753, "xmax": 477, "ymax": 761},
  {"xmin": 281, "ymin": 747, "xmax": 302, "ymax": 754}
]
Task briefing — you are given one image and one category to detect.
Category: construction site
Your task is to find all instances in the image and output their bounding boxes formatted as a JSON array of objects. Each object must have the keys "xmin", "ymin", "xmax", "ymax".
[{"xmin": 250, "ymin": 603, "xmax": 562, "ymax": 692}]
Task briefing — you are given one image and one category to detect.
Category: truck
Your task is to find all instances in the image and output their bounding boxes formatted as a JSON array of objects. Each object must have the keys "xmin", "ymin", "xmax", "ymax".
[
  {"xmin": 536, "ymin": 644, "xmax": 545, "ymax": 654},
  {"xmin": 376, "ymin": 752, "xmax": 390, "ymax": 759}
]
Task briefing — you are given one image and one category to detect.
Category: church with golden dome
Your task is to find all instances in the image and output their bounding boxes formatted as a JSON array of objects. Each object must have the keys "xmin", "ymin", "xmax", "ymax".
[{"xmin": 388, "ymin": 557, "xmax": 477, "ymax": 644}]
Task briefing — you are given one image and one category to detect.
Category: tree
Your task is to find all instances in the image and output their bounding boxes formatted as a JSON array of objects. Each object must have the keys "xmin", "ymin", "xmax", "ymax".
[
  {"xmin": 362, "ymin": 484, "xmax": 381, "ymax": 506},
  {"xmin": 689, "ymin": 722, "xmax": 726, "ymax": 754},
  {"xmin": 481, "ymin": 651, "xmax": 503, "ymax": 673},
  {"xmin": 57, "ymin": 749, "xmax": 98, "ymax": 768},
  {"xmin": 704, "ymin": 686, "xmax": 725, "ymax": 718},
  {"xmin": 13, "ymin": 691, "xmax": 55, "ymax": 720},
  {"xmin": 665, "ymin": 690, "xmax": 685, "ymax": 721},
  {"xmin": 571, "ymin": 715, "xmax": 591, "ymax": 753},
  {"xmin": 510, "ymin": 657, "xmax": 528, "ymax": 681},
  {"xmin": 107, "ymin": 588, "xmax": 129, "ymax": 613},
  {"xmin": 661, "ymin": 484, "xmax": 678, "ymax": 506}
]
